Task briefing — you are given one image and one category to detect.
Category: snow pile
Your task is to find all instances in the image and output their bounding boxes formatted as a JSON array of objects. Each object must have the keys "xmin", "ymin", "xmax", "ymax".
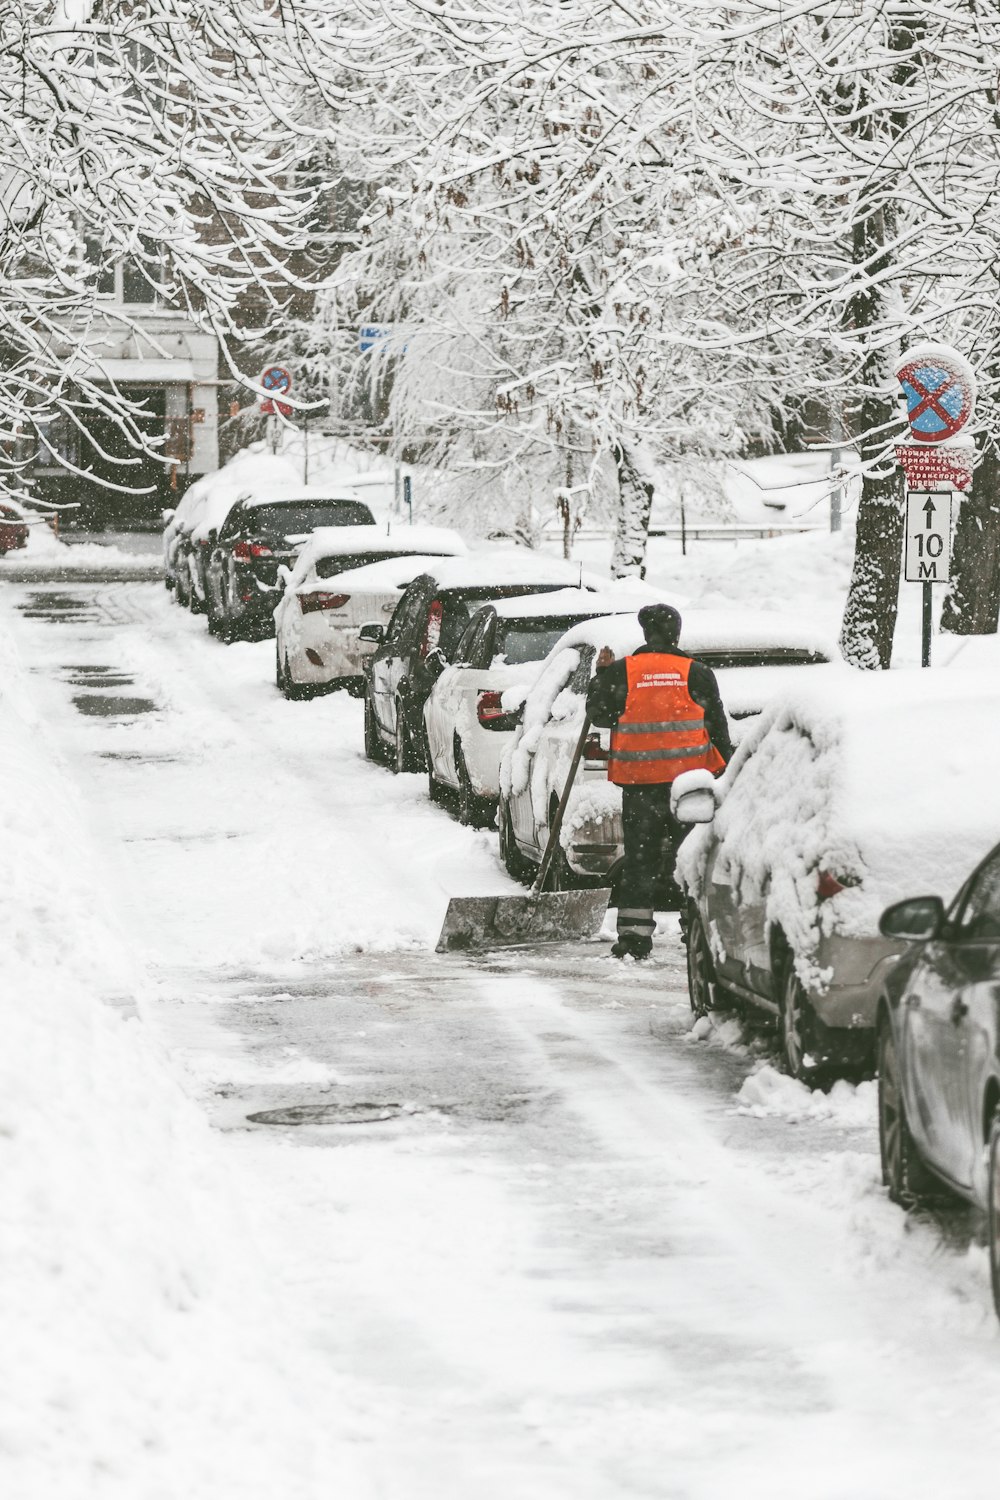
[
  {"xmin": 0, "ymin": 629, "xmax": 364, "ymax": 1496},
  {"xmin": 736, "ymin": 1065, "xmax": 877, "ymax": 1126},
  {"xmin": 502, "ymin": 647, "xmax": 580, "ymax": 798}
]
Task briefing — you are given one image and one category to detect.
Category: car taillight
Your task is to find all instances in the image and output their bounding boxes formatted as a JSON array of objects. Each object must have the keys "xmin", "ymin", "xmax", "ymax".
[
  {"xmin": 477, "ymin": 691, "xmax": 506, "ymax": 725},
  {"xmin": 232, "ymin": 540, "xmax": 272, "ymax": 561},
  {"xmin": 817, "ymin": 870, "xmax": 846, "ymax": 900},
  {"xmin": 583, "ymin": 732, "xmax": 608, "ymax": 762},
  {"xmin": 420, "ymin": 599, "xmax": 443, "ymax": 659},
  {"xmin": 299, "ymin": 592, "xmax": 350, "ymax": 614}
]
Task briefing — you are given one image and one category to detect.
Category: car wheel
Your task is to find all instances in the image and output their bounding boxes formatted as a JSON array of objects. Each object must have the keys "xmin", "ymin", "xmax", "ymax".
[
  {"xmin": 455, "ymin": 743, "xmax": 493, "ymax": 829},
  {"xmin": 542, "ymin": 799, "xmax": 577, "ymax": 891},
  {"xmin": 878, "ymin": 1013, "xmax": 935, "ymax": 1207},
  {"xmin": 175, "ymin": 569, "xmax": 190, "ymax": 607},
  {"xmin": 499, "ymin": 798, "xmax": 532, "ymax": 884},
  {"xmin": 425, "ymin": 732, "xmax": 447, "ymax": 804},
  {"xmin": 685, "ymin": 909, "xmax": 716, "ymax": 1019},
  {"xmin": 393, "ymin": 703, "xmax": 421, "ymax": 774},
  {"xmin": 364, "ymin": 690, "xmax": 389, "ymax": 765},
  {"xmin": 778, "ymin": 953, "xmax": 818, "ymax": 1083},
  {"xmin": 988, "ymin": 1114, "xmax": 1000, "ymax": 1323}
]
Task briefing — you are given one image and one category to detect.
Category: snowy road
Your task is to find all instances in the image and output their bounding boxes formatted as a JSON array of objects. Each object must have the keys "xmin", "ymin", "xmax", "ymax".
[{"xmin": 8, "ymin": 578, "xmax": 1000, "ymax": 1499}]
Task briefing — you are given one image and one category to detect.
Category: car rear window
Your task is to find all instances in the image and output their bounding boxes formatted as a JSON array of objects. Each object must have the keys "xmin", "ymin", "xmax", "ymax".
[
  {"xmin": 495, "ymin": 615, "xmax": 595, "ymax": 665},
  {"xmin": 315, "ymin": 549, "xmax": 446, "ymax": 580},
  {"xmin": 695, "ymin": 648, "xmax": 829, "ymax": 669},
  {"xmin": 250, "ymin": 500, "xmax": 375, "ymax": 535}
]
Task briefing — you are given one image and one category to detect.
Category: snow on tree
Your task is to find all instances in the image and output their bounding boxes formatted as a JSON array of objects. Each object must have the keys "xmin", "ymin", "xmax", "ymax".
[
  {"xmin": 0, "ymin": 0, "xmax": 322, "ymax": 501},
  {"xmin": 320, "ymin": 1, "xmax": 767, "ymax": 574}
]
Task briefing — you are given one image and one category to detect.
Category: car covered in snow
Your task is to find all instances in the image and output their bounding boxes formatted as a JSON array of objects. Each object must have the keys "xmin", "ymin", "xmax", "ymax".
[
  {"xmin": 677, "ymin": 673, "xmax": 1000, "ymax": 1082},
  {"xmin": 422, "ymin": 589, "xmax": 662, "ymax": 825},
  {"xmin": 363, "ymin": 552, "xmax": 603, "ymax": 775},
  {"xmin": 0, "ymin": 498, "xmax": 30, "ymax": 555},
  {"xmin": 875, "ymin": 835, "xmax": 1000, "ymax": 1322},
  {"xmin": 497, "ymin": 610, "xmax": 836, "ymax": 896},
  {"xmin": 273, "ymin": 527, "xmax": 467, "ymax": 699},
  {"xmin": 204, "ymin": 486, "xmax": 376, "ymax": 641}
]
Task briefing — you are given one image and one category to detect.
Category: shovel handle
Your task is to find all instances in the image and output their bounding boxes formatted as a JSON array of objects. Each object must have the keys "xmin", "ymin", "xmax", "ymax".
[{"xmin": 533, "ymin": 716, "xmax": 593, "ymax": 896}]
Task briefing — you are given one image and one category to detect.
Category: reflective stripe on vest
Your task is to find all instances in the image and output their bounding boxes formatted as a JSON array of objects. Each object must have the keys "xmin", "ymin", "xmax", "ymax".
[{"xmin": 608, "ymin": 652, "xmax": 725, "ymax": 786}]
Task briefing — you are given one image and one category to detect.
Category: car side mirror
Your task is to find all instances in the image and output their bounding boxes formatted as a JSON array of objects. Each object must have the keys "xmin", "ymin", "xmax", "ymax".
[
  {"xmin": 424, "ymin": 647, "xmax": 448, "ymax": 678},
  {"xmin": 671, "ymin": 768, "xmax": 718, "ymax": 825},
  {"xmin": 879, "ymin": 895, "xmax": 945, "ymax": 942},
  {"xmin": 673, "ymin": 788, "xmax": 717, "ymax": 825},
  {"xmin": 161, "ymin": 507, "xmax": 176, "ymax": 524},
  {"xmin": 358, "ymin": 622, "xmax": 384, "ymax": 645},
  {"xmin": 276, "ymin": 564, "xmax": 292, "ymax": 587}
]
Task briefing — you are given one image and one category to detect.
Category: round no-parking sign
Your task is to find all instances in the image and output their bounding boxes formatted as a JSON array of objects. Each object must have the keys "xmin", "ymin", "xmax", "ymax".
[{"xmin": 895, "ymin": 343, "xmax": 976, "ymax": 444}]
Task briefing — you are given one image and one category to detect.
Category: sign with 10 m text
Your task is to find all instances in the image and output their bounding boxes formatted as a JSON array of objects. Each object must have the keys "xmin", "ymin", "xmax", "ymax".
[{"xmin": 904, "ymin": 491, "xmax": 952, "ymax": 584}]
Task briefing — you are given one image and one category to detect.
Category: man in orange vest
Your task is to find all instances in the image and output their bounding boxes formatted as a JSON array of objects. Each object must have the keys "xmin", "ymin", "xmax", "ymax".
[{"xmin": 586, "ymin": 603, "xmax": 732, "ymax": 960}]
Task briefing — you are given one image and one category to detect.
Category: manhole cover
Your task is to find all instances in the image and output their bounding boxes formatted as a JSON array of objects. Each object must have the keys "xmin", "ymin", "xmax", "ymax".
[
  {"xmin": 247, "ymin": 1101, "xmax": 408, "ymax": 1127},
  {"xmin": 72, "ymin": 694, "xmax": 157, "ymax": 717}
]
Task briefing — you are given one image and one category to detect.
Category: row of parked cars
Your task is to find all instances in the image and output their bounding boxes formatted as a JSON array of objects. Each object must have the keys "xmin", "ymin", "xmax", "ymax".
[{"xmin": 163, "ymin": 468, "xmax": 1000, "ymax": 1321}]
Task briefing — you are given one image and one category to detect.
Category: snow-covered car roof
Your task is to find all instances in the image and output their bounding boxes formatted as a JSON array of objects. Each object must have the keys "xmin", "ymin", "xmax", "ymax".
[
  {"xmin": 410, "ymin": 550, "xmax": 603, "ymax": 592},
  {"xmin": 289, "ymin": 553, "xmax": 464, "ymax": 596},
  {"xmin": 550, "ymin": 607, "xmax": 836, "ymax": 660},
  {"xmin": 286, "ymin": 528, "xmax": 467, "ymax": 590},
  {"xmin": 486, "ymin": 587, "xmax": 668, "ymax": 621},
  {"xmin": 240, "ymin": 483, "xmax": 373, "ymax": 509}
]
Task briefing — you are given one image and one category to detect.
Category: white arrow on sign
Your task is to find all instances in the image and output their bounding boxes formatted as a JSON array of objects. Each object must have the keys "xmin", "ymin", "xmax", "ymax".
[{"xmin": 904, "ymin": 490, "xmax": 952, "ymax": 584}]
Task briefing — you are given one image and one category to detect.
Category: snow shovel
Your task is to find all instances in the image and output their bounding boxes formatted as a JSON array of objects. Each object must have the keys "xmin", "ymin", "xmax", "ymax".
[{"xmin": 436, "ymin": 717, "xmax": 612, "ymax": 953}]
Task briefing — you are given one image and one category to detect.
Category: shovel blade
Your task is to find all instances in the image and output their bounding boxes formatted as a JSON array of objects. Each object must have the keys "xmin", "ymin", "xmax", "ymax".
[{"xmin": 436, "ymin": 888, "xmax": 611, "ymax": 953}]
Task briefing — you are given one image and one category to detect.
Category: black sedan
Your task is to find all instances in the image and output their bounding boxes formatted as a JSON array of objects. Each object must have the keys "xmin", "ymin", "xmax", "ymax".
[
  {"xmin": 205, "ymin": 488, "xmax": 375, "ymax": 641},
  {"xmin": 877, "ymin": 843, "xmax": 1000, "ymax": 1320},
  {"xmin": 361, "ymin": 555, "xmax": 589, "ymax": 773}
]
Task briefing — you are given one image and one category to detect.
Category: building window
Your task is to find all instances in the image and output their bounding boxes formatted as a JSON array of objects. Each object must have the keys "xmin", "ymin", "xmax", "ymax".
[{"xmin": 85, "ymin": 235, "xmax": 163, "ymax": 305}]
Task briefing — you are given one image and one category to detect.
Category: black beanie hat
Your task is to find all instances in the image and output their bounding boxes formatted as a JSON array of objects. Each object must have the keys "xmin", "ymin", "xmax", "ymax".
[{"xmin": 638, "ymin": 603, "xmax": 682, "ymax": 646}]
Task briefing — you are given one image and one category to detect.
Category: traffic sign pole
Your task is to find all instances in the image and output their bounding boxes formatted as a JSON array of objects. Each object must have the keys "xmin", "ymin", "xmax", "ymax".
[{"xmin": 903, "ymin": 489, "xmax": 953, "ymax": 669}]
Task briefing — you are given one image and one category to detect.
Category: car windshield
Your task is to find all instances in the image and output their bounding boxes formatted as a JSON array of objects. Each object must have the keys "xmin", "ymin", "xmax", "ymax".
[
  {"xmin": 315, "ymin": 549, "xmax": 445, "ymax": 580},
  {"xmin": 495, "ymin": 616, "xmax": 595, "ymax": 665},
  {"xmin": 248, "ymin": 500, "xmax": 374, "ymax": 536}
]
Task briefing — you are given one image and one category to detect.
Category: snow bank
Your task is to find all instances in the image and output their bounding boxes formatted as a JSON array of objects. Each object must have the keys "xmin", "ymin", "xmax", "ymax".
[
  {"xmin": 737, "ymin": 1066, "xmax": 877, "ymax": 1127},
  {"xmin": 0, "ymin": 625, "xmax": 364, "ymax": 1496}
]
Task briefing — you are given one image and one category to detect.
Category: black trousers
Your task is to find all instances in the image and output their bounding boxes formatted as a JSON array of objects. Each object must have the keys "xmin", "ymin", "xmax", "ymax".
[{"xmin": 616, "ymin": 783, "xmax": 681, "ymax": 941}]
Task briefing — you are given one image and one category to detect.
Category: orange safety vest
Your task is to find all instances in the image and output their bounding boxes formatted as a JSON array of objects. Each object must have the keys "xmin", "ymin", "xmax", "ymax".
[{"xmin": 608, "ymin": 653, "xmax": 725, "ymax": 786}]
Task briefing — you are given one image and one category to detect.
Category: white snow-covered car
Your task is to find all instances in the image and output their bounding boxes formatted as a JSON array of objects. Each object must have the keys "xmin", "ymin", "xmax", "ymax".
[
  {"xmin": 497, "ymin": 610, "xmax": 837, "ymax": 893},
  {"xmin": 423, "ymin": 589, "xmax": 664, "ymax": 825},
  {"xmin": 273, "ymin": 526, "xmax": 466, "ymax": 698},
  {"xmin": 677, "ymin": 672, "xmax": 1000, "ymax": 1080}
]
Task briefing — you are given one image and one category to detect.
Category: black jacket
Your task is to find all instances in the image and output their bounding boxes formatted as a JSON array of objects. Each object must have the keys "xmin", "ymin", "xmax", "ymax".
[{"xmin": 585, "ymin": 645, "xmax": 734, "ymax": 764}]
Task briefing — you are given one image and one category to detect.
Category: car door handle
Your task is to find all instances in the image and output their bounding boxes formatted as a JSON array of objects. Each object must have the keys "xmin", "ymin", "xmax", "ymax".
[{"xmin": 951, "ymin": 997, "xmax": 969, "ymax": 1025}]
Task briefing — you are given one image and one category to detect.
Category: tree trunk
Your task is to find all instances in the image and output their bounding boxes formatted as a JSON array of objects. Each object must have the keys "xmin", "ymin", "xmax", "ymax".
[
  {"xmin": 940, "ymin": 452, "xmax": 1000, "ymax": 634},
  {"xmin": 610, "ymin": 441, "xmax": 653, "ymax": 578},
  {"xmin": 839, "ymin": 395, "xmax": 904, "ymax": 669}
]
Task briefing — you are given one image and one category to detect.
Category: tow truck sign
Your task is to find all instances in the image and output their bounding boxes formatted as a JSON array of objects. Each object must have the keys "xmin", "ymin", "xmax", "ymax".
[{"xmin": 904, "ymin": 491, "xmax": 952, "ymax": 584}]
